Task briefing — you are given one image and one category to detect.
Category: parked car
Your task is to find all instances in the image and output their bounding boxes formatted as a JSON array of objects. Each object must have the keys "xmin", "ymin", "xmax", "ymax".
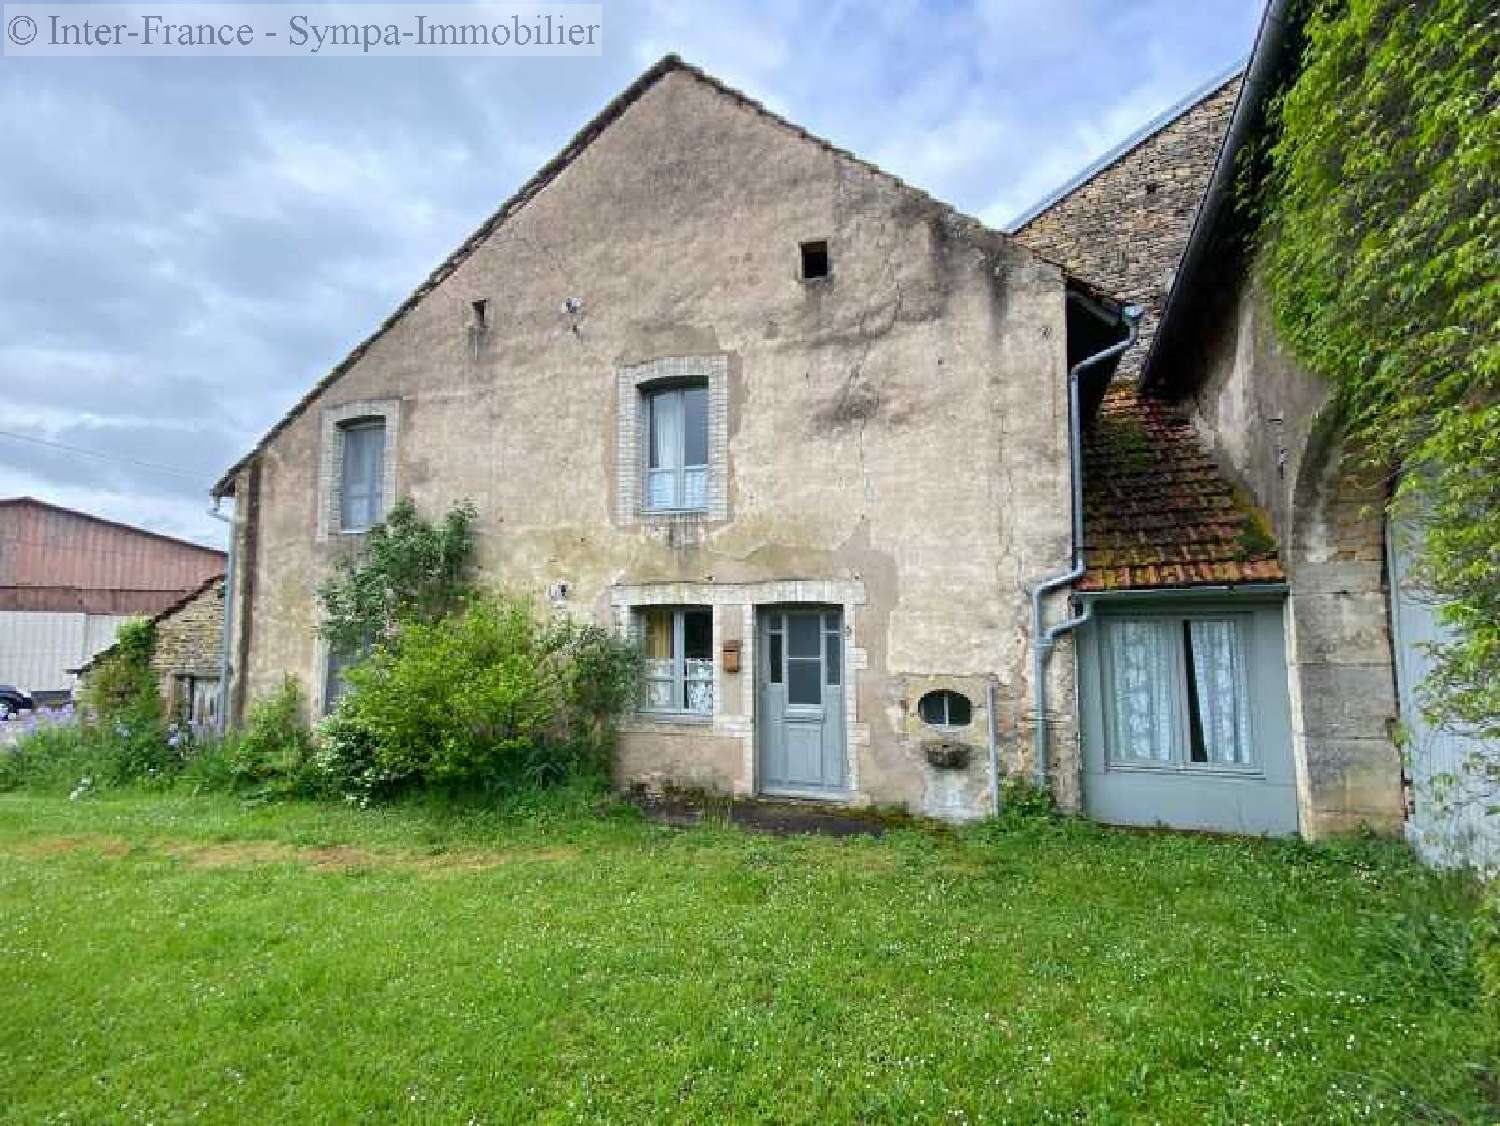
[{"xmin": 0, "ymin": 686, "xmax": 35, "ymax": 720}]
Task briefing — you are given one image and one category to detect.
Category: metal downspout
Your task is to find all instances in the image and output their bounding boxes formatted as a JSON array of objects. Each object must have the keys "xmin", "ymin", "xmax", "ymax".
[
  {"xmin": 207, "ymin": 500, "xmax": 235, "ymax": 736},
  {"xmin": 1029, "ymin": 305, "xmax": 1141, "ymax": 790}
]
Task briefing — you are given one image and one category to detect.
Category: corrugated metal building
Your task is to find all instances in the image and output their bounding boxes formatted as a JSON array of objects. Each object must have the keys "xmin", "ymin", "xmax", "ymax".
[{"xmin": 0, "ymin": 498, "xmax": 225, "ymax": 698}]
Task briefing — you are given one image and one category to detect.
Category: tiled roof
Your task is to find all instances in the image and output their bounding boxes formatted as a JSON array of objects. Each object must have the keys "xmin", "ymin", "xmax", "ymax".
[{"xmin": 1079, "ymin": 384, "xmax": 1284, "ymax": 592}]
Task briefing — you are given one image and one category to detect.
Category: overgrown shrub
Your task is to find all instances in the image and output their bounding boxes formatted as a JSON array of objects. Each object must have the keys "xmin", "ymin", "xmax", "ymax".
[
  {"xmin": 0, "ymin": 619, "xmax": 186, "ymax": 794},
  {"xmin": 1477, "ymin": 884, "xmax": 1500, "ymax": 1062},
  {"xmin": 77, "ymin": 617, "xmax": 169, "ymax": 777},
  {"xmin": 321, "ymin": 592, "xmax": 640, "ymax": 800},
  {"xmin": 224, "ymin": 677, "xmax": 322, "ymax": 799},
  {"xmin": 318, "ymin": 497, "xmax": 477, "ymax": 653}
]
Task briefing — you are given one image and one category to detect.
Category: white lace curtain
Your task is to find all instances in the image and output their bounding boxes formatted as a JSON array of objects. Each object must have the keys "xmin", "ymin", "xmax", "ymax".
[
  {"xmin": 1106, "ymin": 617, "xmax": 1251, "ymax": 766},
  {"xmin": 1107, "ymin": 620, "xmax": 1176, "ymax": 761},
  {"xmin": 1189, "ymin": 620, "xmax": 1251, "ymax": 765}
]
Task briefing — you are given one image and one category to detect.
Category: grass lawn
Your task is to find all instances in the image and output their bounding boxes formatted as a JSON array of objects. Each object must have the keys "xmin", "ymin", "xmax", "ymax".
[{"xmin": 0, "ymin": 791, "xmax": 1491, "ymax": 1124}]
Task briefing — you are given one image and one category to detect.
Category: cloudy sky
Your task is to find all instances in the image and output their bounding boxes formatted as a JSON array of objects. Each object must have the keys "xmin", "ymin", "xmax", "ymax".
[{"xmin": 0, "ymin": 0, "xmax": 1261, "ymax": 547}]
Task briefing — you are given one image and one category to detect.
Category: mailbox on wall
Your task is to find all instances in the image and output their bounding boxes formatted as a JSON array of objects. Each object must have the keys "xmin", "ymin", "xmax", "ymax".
[{"xmin": 721, "ymin": 639, "xmax": 742, "ymax": 674}]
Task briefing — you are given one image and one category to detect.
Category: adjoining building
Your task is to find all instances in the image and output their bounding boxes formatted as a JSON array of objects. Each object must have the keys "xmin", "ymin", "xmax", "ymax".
[
  {"xmin": 75, "ymin": 575, "xmax": 227, "ymax": 738},
  {"xmin": 0, "ymin": 497, "xmax": 225, "ymax": 703}
]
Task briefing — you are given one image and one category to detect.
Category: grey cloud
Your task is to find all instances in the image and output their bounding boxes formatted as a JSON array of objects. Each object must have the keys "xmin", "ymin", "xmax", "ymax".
[{"xmin": 0, "ymin": 1, "xmax": 1264, "ymax": 543}]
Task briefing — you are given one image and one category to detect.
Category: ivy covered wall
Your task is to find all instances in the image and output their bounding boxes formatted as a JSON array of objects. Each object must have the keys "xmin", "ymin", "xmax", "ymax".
[{"xmin": 1257, "ymin": 0, "xmax": 1497, "ymax": 736}]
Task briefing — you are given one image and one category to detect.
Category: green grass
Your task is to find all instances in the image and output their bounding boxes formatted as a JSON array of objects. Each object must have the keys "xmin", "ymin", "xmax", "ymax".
[{"xmin": 0, "ymin": 791, "xmax": 1491, "ymax": 1124}]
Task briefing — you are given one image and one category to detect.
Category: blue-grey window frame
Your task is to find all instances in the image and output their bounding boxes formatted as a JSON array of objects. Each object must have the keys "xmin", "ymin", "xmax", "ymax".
[
  {"xmin": 642, "ymin": 381, "xmax": 709, "ymax": 513},
  {"xmin": 1099, "ymin": 609, "xmax": 1260, "ymax": 775},
  {"xmin": 322, "ymin": 634, "xmax": 372, "ymax": 716},
  {"xmin": 638, "ymin": 605, "xmax": 714, "ymax": 719},
  {"xmin": 338, "ymin": 418, "xmax": 386, "ymax": 533}
]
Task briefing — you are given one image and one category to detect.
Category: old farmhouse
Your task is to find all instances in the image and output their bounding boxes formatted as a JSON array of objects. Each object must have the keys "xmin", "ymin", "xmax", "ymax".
[{"xmin": 213, "ymin": 32, "xmax": 1488, "ymax": 860}]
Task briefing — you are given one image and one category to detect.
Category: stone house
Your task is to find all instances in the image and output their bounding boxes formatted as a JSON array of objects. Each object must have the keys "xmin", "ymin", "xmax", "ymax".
[
  {"xmin": 213, "ymin": 55, "xmax": 1136, "ymax": 822},
  {"xmin": 77, "ymin": 575, "xmax": 226, "ymax": 737},
  {"xmin": 210, "ymin": 48, "xmax": 1446, "ymax": 840},
  {"xmin": 1013, "ymin": 0, "xmax": 1493, "ymax": 865}
]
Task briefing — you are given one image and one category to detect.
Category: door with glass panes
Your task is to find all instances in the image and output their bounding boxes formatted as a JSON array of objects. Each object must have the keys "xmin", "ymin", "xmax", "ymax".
[{"xmin": 757, "ymin": 608, "xmax": 846, "ymax": 795}]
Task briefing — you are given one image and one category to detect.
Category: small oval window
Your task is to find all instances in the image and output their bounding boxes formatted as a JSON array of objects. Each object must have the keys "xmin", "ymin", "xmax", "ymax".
[{"xmin": 918, "ymin": 689, "xmax": 972, "ymax": 728}]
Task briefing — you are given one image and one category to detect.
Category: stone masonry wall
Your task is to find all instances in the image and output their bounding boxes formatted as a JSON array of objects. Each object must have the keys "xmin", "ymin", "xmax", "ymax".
[
  {"xmin": 1013, "ymin": 75, "xmax": 1241, "ymax": 379},
  {"xmin": 150, "ymin": 579, "xmax": 225, "ymax": 683},
  {"xmin": 1186, "ymin": 276, "xmax": 1404, "ymax": 837}
]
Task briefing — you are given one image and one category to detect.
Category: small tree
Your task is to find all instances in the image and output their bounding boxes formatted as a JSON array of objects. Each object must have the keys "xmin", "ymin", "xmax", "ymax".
[{"xmin": 317, "ymin": 497, "xmax": 478, "ymax": 652}]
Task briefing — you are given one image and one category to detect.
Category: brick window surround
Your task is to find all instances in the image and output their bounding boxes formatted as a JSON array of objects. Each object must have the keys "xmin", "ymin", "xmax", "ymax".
[
  {"xmin": 318, "ymin": 398, "xmax": 401, "ymax": 541},
  {"xmin": 615, "ymin": 355, "xmax": 730, "ymax": 525}
]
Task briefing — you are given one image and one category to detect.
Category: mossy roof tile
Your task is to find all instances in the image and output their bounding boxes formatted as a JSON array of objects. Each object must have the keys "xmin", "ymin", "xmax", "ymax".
[{"xmin": 1078, "ymin": 385, "xmax": 1285, "ymax": 592}]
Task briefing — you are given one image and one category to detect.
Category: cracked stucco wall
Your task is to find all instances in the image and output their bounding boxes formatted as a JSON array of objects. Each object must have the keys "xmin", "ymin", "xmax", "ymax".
[{"xmin": 226, "ymin": 70, "xmax": 1076, "ymax": 818}]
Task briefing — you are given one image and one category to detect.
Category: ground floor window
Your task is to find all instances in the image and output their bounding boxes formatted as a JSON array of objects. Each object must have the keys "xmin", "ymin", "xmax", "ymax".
[
  {"xmin": 1104, "ymin": 615, "xmax": 1252, "ymax": 768},
  {"xmin": 640, "ymin": 607, "xmax": 713, "ymax": 716},
  {"xmin": 323, "ymin": 634, "xmax": 372, "ymax": 715}
]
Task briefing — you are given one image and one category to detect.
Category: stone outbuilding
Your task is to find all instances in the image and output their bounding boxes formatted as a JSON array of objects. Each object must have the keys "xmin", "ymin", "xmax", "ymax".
[
  {"xmin": 77, "ymin": 575, "xmax": 225, "ymax": 737},
  {"xmin": 0, "ymin": 497, "xmax": 225, "ymax": 702}
]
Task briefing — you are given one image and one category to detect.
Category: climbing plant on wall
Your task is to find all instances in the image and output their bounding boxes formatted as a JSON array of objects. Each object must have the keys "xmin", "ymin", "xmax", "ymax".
[{"xmin": 1258, "ymin": 0, "xmax": 1498, "ymax": 736}]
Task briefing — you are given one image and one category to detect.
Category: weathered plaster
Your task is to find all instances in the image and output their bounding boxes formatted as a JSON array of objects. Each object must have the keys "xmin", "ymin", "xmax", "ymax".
[
  {"xmin": 225, "ymin": 69, "xmax": 1074, "ymax": 820},
  {"xmin": 1184, "ymin": 275, "xmax": 1403, "ymax": 836}
]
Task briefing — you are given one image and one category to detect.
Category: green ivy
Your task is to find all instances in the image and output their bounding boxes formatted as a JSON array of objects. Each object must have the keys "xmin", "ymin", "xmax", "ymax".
[{"xmin": 1258, "ymin": 0, "xmax": 1499, "ymax": 736}]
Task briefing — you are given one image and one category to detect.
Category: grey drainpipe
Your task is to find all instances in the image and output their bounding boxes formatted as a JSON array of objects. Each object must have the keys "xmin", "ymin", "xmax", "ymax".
[
  {"xmin": 1028, "ymin": 304, "xmax": 1142, "ymax": 789},
  {"xmin": 207, "ymin": 499, "xmax": 235, "ymax": 736}
]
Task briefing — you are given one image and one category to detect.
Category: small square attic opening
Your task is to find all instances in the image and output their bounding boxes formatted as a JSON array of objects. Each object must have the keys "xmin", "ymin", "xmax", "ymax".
[{"xmin": 800, "ymin": 240, "xmax": 830, "ymax": 280}]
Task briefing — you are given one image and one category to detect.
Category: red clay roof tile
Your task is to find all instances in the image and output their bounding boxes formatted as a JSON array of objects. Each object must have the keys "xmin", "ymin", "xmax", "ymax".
[{"xmin": 1078, "ymin": 385, "xmax": 1284, "ymax": 592}]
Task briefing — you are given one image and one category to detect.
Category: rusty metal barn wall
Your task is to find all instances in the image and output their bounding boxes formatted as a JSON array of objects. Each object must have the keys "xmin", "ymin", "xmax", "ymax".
[{"xmin": 0, "ymin": 501, "xmax": 225, "ymax": 592}]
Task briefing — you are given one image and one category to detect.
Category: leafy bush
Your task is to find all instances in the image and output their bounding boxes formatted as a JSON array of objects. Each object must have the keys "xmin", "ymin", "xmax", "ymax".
[
  {"xmin": 1477, "ymin": 884, "xmax": 1500, "ymax": 1062},
  {"xmin": 224, "ymin": 677, "xmax": 323, "ymax": 799},
  {"xmin": 321, "ymin": 593, "xmax": 641, "ymax": 800},
  {"xmin": 0, "ymin": 706, "xmax": 186, "ymax": 795},
  {"xmin": 998, "ymin": 777, "xmax": 1059, "ymax": 822},
  {"xmin": 0, "ymin": 619, "xmax": 191, "ymax": 795},
  {"xmin": 318, "ymin": 497, "xmax": 477, "ymax": 654}
]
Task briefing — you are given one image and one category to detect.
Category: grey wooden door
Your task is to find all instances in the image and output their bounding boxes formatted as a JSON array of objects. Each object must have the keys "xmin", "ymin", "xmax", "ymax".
[
  {"xmin": 1389, "ymin": 516, "xmax": 1499, "ymax": 871},
  {"xmin": 758, "ymin": 608, "xmax": 846, "ymax": 795}
]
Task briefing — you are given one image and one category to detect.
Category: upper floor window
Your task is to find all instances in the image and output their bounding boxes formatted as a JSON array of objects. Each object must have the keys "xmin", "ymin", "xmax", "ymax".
[
  {"xmin": 645, "ymin": 382, "xmax": 708, "ymax": 512},
  {"xmin": 615, "ymin": 357, "xmax": 727, "ymax": 525},
  {"xmin": 339, "ymin": 419, "xmax": 385, "ymax": 532},
  {"xmin": 319, "ymin": 398, "xmax": 399, "ymax": 542}
]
